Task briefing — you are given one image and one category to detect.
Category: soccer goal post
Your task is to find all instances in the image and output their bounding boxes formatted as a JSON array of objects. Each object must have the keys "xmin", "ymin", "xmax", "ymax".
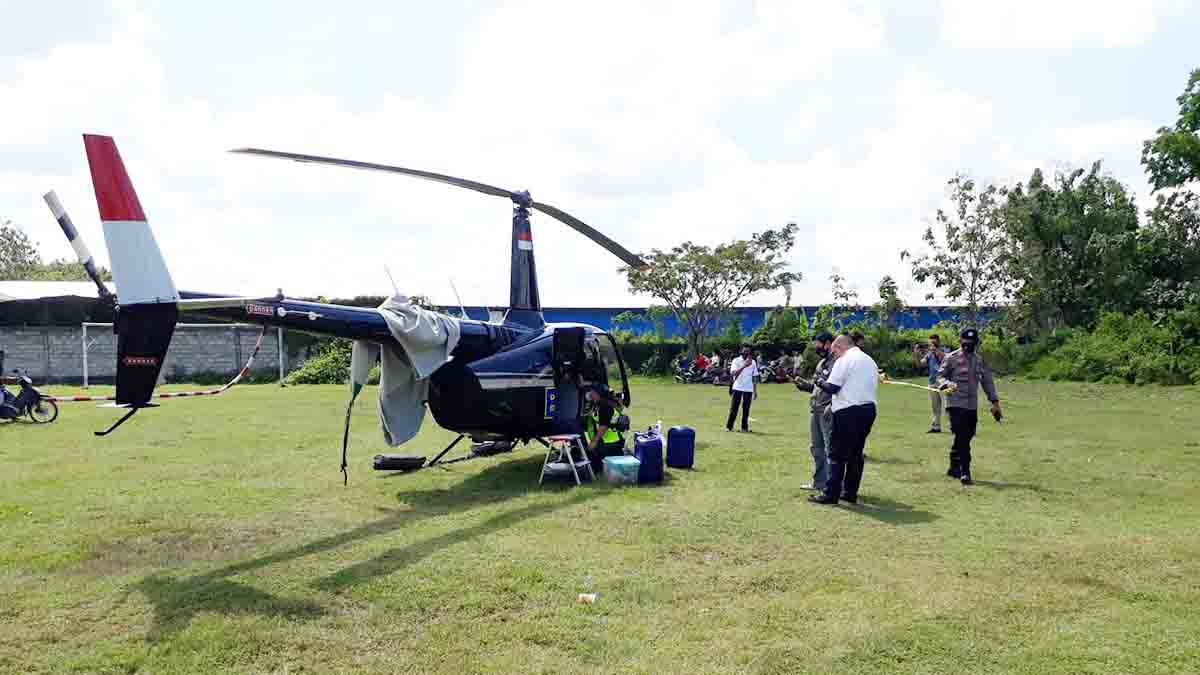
[{"xmin": 81, "ymin": 322, "xmax": 286, "ymax": 387}]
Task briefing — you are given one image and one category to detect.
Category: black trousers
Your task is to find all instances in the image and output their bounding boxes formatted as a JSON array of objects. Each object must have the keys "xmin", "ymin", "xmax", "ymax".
[
  {"xmin": 948, "ymin": 407, "xmax": 978, "ymax": 472},
  {"xmin": 727, "ymin": 390, "xmax": 753, "ymax": 430},
  {"xmin": 824, "ymin": 403, "xmax": 877, "ymax": 500}
]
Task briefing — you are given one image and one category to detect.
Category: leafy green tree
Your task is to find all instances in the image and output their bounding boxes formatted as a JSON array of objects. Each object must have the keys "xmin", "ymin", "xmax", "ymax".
[
  {"xmin": 1001, "ymin": 163, "xmax": 1140, "ymax": 330},
  {"xmin": 23, "ymin": 258, "xmax": 113, "ymax": 282},
  {"xmin": 749, "ymin": 305, "xmax": 808, "ymax": 347},
  {"xmin": 1136, "ymin": 191, "xmax": 1200, "ymax": 312},
  {"xmin": 612, "ymin": 305, "xmax": 673, "ymax": 340},
  {"xmin": 621, "ymin": 224, "xmax": 801, "ymax": 358},
  {"xmin": 872, "ymin": 275, "xmax": 906, "ymax": 328},
  {"xmin": 0, "ymin": 219, "xmax": 42, "ymax": 280},
  {"xmin": 902, "ymin": 176, "xmax": 1012, "ymax": 328},
  {"xmin": 1142, "ymin": 68, "xmax": 1200, "ymax": 190},
  {"xmin": 0, "ymin": 218, "xmax": 114, "ymax": 282}
]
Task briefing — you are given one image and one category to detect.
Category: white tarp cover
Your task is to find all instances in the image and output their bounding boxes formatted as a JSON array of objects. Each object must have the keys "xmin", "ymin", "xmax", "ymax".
[{"xmin": 350, "ymin": 294, "xmax": 462, "ymax": 446}]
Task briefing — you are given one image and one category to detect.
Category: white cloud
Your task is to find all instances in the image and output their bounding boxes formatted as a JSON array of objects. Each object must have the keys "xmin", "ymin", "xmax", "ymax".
[
  {"xmin": 941, "ymin": 0, "xmax": 1167, "ymax": 48},
  {"xmin": 0, "ymin": 0, "xmax": 1188, "ymax": 312}
]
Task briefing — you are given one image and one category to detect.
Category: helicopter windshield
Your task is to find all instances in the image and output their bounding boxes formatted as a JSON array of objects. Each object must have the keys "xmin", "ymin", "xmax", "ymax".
[{"xmin": 595, "ymin": 334, "xmax": 630, "ymax": 406}]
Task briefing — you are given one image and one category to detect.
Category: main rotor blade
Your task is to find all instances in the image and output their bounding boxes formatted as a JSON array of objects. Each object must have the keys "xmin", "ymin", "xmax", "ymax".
[
  {"xmin": 230, "ymin": 147, "xmax": 647, "ymax": 269},
  {"xmin": 531, "ymin": 201, "xmax": 647, "ymax": 269},
  {"xmin": 229, "ymin": 148, "xmax": 515, "ymax": 200}
]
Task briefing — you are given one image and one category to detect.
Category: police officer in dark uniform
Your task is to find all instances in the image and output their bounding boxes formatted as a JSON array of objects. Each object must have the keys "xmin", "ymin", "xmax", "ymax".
[{"xmin": 935, "ymin": 327, "xmax": 1002, "ymax": 485}]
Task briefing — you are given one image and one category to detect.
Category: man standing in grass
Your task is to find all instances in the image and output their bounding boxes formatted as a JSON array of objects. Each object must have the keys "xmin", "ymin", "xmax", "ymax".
[
  {"xmin": 914, "ymin": 333, "xmax": 950, "ymax": 433},
  {"xmin": 936, "ymin": 327, "xmax": 1002, "ymax": 485},
  {"xmin": 795, "ymin": 332, "xmax": 836, "ymax": 492},
  {"xmin": 726, "ymin": 345, "xmax": 759, "ymax": 432},
  {"xmin": 809, "ymin": 335, "xmax": 878, "ymax": 505}
]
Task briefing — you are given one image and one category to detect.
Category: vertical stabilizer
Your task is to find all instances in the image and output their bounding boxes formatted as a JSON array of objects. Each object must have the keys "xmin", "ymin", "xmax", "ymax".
[
  {"xmin": 82, "ymin": 134, "xmax": 178, "ymax": 407},
  {"xmin": 507, "ymin": 193, "xmax": 544, "ymax": 328},
  {"xmin": 84, "ymin": 134, "xmax": 178, "ymax": 305}
]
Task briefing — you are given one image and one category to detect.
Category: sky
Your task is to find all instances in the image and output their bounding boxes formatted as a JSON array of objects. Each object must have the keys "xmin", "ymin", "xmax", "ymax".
[{"xmin": 1, "ymin": 0, "xmax": 1197, "ymax": 308}]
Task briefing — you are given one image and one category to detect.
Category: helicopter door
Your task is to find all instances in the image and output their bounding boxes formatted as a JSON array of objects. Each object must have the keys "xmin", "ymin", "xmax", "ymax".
[
  {"xmin": 596, "ymin": 334, "xmax": 631, "ymax": 407},
  {"xmin": 552, "ymin": 327, "xmax": 586, "ymax": 381}
]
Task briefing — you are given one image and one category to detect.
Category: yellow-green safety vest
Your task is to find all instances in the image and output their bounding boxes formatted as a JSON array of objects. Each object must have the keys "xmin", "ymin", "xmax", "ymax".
[{"xmin": 585, "ymin": 411, "xmax": 622, "ymax": 445}]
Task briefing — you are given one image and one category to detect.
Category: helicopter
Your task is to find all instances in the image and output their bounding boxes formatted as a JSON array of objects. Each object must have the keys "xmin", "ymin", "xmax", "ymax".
[{"xmin": 63, "ymin": 134, "xmax": 646, "ymax": 476}]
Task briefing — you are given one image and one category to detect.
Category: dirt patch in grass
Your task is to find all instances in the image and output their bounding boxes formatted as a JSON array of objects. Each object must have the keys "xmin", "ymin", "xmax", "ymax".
[{"xmin": 73, "ymin": 526, "xmax": 285, "ymax": 577}]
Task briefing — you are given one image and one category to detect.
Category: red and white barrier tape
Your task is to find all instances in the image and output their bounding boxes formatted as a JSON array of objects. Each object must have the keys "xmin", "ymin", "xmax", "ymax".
[{"xmin": 48, "ymin": 327, "xmax": 267, "ymax": 403}]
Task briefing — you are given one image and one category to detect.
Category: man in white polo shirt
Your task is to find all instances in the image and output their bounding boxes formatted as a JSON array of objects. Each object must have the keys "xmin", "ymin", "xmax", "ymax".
[
  {"xmin": 807, "ymin": 335, "xmax": 878, "ymax": 505},
  {"xmin": 726, "ymin": 345, "xmax": 759, "ymax": 432}
]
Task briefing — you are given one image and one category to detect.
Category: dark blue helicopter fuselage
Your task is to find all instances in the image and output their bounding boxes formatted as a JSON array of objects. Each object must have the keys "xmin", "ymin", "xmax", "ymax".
[{"xmin": 182, "ymin": 291, "xmax": 626, "ymax": 441}]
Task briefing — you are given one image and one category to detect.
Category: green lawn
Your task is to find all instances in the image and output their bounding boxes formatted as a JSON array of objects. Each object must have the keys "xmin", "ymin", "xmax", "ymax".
[{"xmin": 2, "ymin": 377, "xmax": 1198, "ymax": 674}]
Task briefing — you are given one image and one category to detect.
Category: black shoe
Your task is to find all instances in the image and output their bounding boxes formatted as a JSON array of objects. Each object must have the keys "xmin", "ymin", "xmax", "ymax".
[
  {"xmin": 947, "ymin": 466, "xmax": 962, "ymax": 479},
  {"xmin": 927, "ymin": 428, "xmax": 941, "ymax": 434},
  {"xmin": 808, "ymin": 493, "xmax": 838, "ymax": 505},
  {"xmin": 960, "ymin": 473, "xmax": 973, "ymax": 485},
  {"xmin": 840, "ymin": 494, "xmax": 858, "ymax": 504}
]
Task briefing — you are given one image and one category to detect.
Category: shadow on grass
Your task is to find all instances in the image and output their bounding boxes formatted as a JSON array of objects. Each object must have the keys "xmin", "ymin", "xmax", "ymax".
[
  {"xmin": 971, "ymin": 479, "xmax": 1053, "ymax": 494},
  {"xmin": 847, "ymin": 495, "xmax": 940, "ymax": 526},
  {"xmin": 130, "ymin": 454, "xmax": 598, "ymax": 639},
  {"xmin": 313, "ymin": 491, "xmax": 591, "ymax": 592},
  {"xmin": 865, "ymin": 454, "xmax": 921, "ymax": 466}
]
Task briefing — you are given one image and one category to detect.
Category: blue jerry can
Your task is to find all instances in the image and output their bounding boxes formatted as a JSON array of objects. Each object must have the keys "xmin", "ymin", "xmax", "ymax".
[
  {"xmin": 634, "ymin": 432, "xmax": 664, "ymax": 484},
  {"xmin": 666, "ymin": 426, "xmax": 696, "ymax": 469}
]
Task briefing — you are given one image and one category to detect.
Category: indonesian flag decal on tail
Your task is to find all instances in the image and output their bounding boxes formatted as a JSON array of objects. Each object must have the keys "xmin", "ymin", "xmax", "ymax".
[
  {"xmin": 83, "ymin": 134, "xmax": 179, "ymax": 306},
  {"xmin": 517, "ymin": 222, "xmax": 533, "ymax": 251}
]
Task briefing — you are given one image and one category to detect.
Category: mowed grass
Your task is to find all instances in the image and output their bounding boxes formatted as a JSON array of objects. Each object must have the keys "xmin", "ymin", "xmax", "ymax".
[{"xmin": 2, "ymin": 377, "xmax": 1199, "ymax": 674}]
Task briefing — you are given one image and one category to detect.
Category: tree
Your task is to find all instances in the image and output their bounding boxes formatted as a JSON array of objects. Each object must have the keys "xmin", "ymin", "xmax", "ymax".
[
  {"xmin": 23, "ymin": 258, "xmax": 113, "ymax": 282},
  {"xmin": 621, "ymin": 224, "xmax": 801, "ymax": 357},
  {"xmin": 1001, "ymin": 163, "xmax": 1140, "ymax": 330},
  {"xmin": 0, "ymin": 218, "xmax": 114, "ymax": 283},
  {"xmin": 749, "ymin": 305, "xmax": 808, "ymax": 347},
  {"xmin": 612, "ymin": 305, "xmax": 673, "ymax": 340},
  {"xmin": 1142, "ymin": 68, "xmax": 1200, "ymax": 191},
  {"xmin": 0, "ymin": 219, "xmax": 42, "ymax": 280},
  {"xmin": 1136, "ymin": 191, "xmax": 1200, "ymax": 312},
  {"xmin": 872, "ymin": 275, "xmax": 906, "ymax": 328},
  {"xmin": 902, "ymin": 176, "xmax": 1012, "ymax": 328}
]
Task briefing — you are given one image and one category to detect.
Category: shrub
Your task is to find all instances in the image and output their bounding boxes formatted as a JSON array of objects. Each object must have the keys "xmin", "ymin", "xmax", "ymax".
[
  {"xmin": 1028, "ymin": 310, "xmax": 1200, "ymax": 385},
  {"xmin": 284, "ymin": 339, "xmax": 352, "ymax": 385}
]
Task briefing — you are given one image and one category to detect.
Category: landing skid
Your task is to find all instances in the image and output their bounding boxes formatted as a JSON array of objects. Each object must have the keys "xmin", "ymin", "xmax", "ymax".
[{"xmin": 373, "ymin": 435, "xmax": 517, "ymax": 473}]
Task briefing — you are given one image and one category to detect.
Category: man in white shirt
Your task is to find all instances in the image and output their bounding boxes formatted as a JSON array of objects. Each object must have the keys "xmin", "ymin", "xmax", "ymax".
[
  {"xmin": 726, "ymin": 345, "xmax": 759, "ymax": 432},
  {"xmin": 808, "ymin": 335, "xmax": 878, "ymax": 505}
]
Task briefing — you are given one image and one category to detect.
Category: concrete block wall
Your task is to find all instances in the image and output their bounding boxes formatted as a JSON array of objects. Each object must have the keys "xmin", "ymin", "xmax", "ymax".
[{"xmin": 0, "ymin": 326, "xmax": 305, "ymax": 383}]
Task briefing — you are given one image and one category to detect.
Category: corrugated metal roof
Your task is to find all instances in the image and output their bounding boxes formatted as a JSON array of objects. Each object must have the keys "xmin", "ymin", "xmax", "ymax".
[{"xmin": 0, "ymin": 281, "xmax": 114, "ymax": 301}]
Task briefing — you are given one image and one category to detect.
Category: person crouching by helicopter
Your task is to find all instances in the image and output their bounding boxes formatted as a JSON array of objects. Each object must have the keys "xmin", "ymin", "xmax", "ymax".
[
  {"xmin": 935, "ymin": 327, "xmax": 1002, "ymax": 485},
  {"xmin": 583, "ymin": 383, "xmax": 627, "ymax": 472}
]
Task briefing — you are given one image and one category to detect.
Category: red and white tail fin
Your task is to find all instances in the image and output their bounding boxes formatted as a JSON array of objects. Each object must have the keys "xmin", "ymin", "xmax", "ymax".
[
  {"xmin": 83, "ymin": 134, "xmax": 178, "ymax": 306},
  {"xmin": 83, "ymin": 134, "xmax": 178, "ymax": 412}
]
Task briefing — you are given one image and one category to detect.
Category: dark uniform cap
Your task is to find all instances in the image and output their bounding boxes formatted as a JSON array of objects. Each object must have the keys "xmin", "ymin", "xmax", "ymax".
[{"xmin": 960, "ymin": 328, "xmax": 979, "ymax": 341}]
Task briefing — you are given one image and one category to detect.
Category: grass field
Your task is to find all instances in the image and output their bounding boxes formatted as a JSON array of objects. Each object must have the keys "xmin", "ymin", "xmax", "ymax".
[{"xmin": 2, "ymin": 376, "xmax": 1199, "ymax": 674}]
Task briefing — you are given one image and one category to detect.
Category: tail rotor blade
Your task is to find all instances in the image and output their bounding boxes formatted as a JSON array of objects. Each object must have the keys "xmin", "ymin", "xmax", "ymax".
[{"xmin": 43, "ymin": 190, "xmax": 114, "ymax": 300}]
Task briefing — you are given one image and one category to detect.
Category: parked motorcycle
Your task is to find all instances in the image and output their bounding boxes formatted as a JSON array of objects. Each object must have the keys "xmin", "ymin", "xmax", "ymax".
[{"xmin": 0, "ymin": 370, "xmax": 58, "ymax": 424}]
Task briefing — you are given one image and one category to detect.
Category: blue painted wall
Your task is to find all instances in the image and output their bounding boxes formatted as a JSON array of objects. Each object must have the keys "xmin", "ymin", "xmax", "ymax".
[{"xmin": 443, "ymin": 305, "xmax": 976, "ymax": 337}]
